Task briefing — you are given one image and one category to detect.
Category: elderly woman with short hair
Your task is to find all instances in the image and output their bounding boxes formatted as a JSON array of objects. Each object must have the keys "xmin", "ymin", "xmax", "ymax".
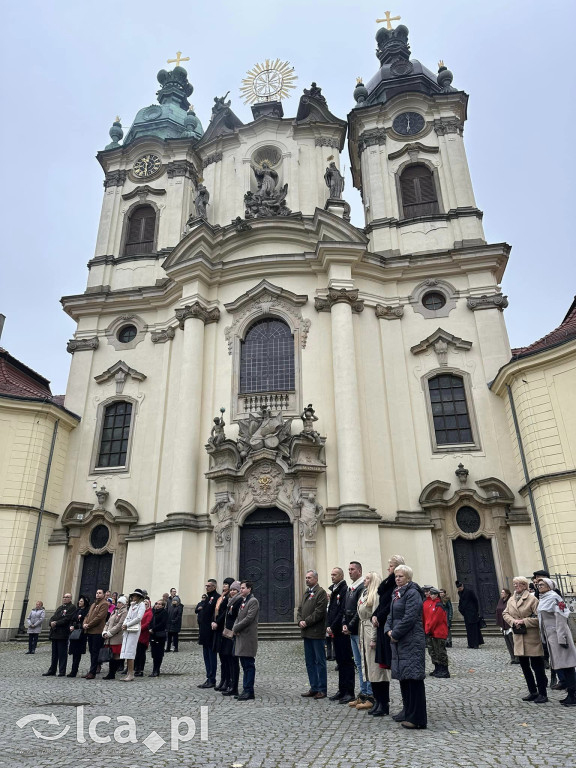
[
  {"xmin": 383, "ymin": 564, "xmax": 427, "ymax": 729},
  {"xmin": 503, "ymin": 576, "xmax": 548, "ymax": 703},
  {"xmin": 536, "ymin": 577, "xmax": 576, "ymax": 707}
]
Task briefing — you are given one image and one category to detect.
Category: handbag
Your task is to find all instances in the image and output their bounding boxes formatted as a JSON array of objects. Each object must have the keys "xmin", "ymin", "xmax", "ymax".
[
  {"xmin": 98, "ymin": 644, "xmax": 113, "ymax": 663},
  {"xmin": 222, "ymin": 628, "xmax": 234, "ymax": 639},
  {"xmin": 126, "ymin": 623, "xmax": 141, "ymax": 633},
  {"xmin": 69, "ymin": 628, "xmax": 82, "ymax": 641},
  {"xmin": 512, "ymin": 623, "xmax": 527, "ymax": 634}
]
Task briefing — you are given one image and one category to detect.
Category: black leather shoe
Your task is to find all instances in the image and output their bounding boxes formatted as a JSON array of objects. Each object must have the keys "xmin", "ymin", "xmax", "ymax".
[
  {"xmin": 222, "ymin": 688, "xmax": 238, "ymax": 697},
  {"xmin": 534, "ymin": 694, "xmax": 548, "ymax": 704},
  {"xmin": 42, "ymin": 671, "xmax": 56, "ymax": 676},
  {"xmin": 215, "ymin": 681, "xmax": 226, "ymax": 691},
  {"xmin": 237, "ymin": 691, "xmax": 255, "ymax": 701},
  {"xmin": 338, "ymin": 694, "xmax": 355, "ymax": 704},
  {"xmin": 372, "ymin": 703, "xmax": 389, "ymax": 717},
  {"xmin": 134, "ymin": 671, "xmax": 143, "ymax": 677},
  {"xmin": 66, "ymin": 672, "xmax": 77, "ymax": 678},
  {"xmin": 197, "ymin": 679, "xmax": 211, "ymax": 688},
  {"xmin": 328, "ymin": 691, "xmax": 343, "ymax": 701},
  {"xmin": 367, "ymin": 702, "xmax": 382, "ymax": 716},
  {"xmin": 57, "ymin": 672, "xmax": 66, "ymax": 677},
  {"xmin": 392, "ymin": 709, "xmax": 406, "ymax": 722},
  {"xmin": 149, "ymin": 671, "xmax": 159, "ymax": 677},
  {"xmin": 522, "ymin": 693, "xmax": 538, "ymax": 701}
]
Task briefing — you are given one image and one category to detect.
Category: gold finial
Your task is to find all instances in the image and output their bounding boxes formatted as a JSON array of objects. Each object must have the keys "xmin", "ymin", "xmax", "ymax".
[
  {"xmin": 376, "ymin": 11, "xmax": 401, "ymax": 30},
  {"xmin": 115, "ymin": 116, "xmax": 121, "ymax": 123},
  {"xmin": 438, "ymin": 60, "xmax": 445, "ymax": 69},
  {"xmin": 356, "ymin": 76, "xmax": 363, "ymax": 84},
  {"xmin": 167, "ymin": 51, "xmax": 190, "ymax": 67}
]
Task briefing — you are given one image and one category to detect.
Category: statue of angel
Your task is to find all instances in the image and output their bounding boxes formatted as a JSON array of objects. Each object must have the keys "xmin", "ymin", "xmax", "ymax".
[{"xmin": 251, "ymin": 161, "xmax": 278, "ymax": 196}]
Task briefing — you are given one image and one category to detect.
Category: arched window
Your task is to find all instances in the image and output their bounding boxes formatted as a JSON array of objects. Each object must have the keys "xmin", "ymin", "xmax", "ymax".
[
  {"xmin": 240, "ymin": 318, "xmax": 295, "ymax": 394},
  {"xmin": 124, "ymin": 205, "xmax": 156, "ymax": 256},
  {"xmin": 96, "ymin": 401, "xmax": 133, "ymax": 468},
  {"xmin": 428, "ymin": 374, "xmax": 473, "ymax": 445},
  {"xmin": 400, "ymin": 164, "xmax": 439, "ymax": 218}
]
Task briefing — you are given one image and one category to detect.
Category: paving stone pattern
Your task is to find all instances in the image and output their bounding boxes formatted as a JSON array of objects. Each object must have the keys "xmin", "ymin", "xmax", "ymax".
[{"xmin": 0, "ymin": 638, "xmax": 573, "ymax": 768}]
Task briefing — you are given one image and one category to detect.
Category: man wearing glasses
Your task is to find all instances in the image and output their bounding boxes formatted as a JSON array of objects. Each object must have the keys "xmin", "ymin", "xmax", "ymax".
[
  {"xmin": 43, "ymin": 593, "xmax": 76, "ymax": 677},
  {"xmin": 195, "ymin": 579, "xmax": 220, "ymax": 688}
]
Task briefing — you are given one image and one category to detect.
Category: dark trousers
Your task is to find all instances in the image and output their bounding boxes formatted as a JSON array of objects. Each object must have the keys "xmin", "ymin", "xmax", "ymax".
[
  {"xmin": 166, "ymin": 632, "xmax": 179, "ymax": 651},
  {"xmin": 465, "ymin": 621, "xmax": 484, "ymax": 648},
  {"xmin": 325, "ymin": 636, "xmax": 334, "ymax": 659},
  {"xmin": 303, "ymin": 638, "xmax": 328, "ymax": 693},
  {"xmin": 219, "ymin": 653, "xmax": 231, "ymax": 685},
  {"xmin": 70, "ymin": 653, "xmax": 83, "ymax": 676},
  {"xmin": 134, "ymin": 642, "xmax": 147, "ymax": 672},
  {"xmin": 561, "ymin": 666, "xmax": 576, "ymax": 692},
  {"xmin": 229, "ymin": 655, "xmax": 240, "ymax": 691},
  {"xmin": 87, "ymin": 634, "xmax": 104, "ymax": 675},
  {"xmin": 503, "ymin": 632, "xmax": 516, "ymax": 661},
  {"xmin": 371, "ymin": 680, "xmax": 390, "ymax": 707},
  {"xmin": 518, "ymin": 656, "xmax": 548, "ymax": 695},
  {"xmin": 28, "ymin": 634, "xmax": 39, "ymax": 653},
  {"xmin": 399, "ymin": 679, "xmax": 427, "ymax": 728},
  {"xmin": 202, "ymin": 644, "xmax": 217, "ymax": 683},
  {"xmin": 239, "ymin": 656, "xmax": 256, "ymax": 694},
  {"xmin": 150, "ymin": 641, "xmax": 165, "ymax": 673},
  {"xmin": 333, "ymin": 633, "xmax": 355, "ymax": 695},
  {"xmin": 49, "ymin": 639, "xmax": 68, "ymax": 674}
]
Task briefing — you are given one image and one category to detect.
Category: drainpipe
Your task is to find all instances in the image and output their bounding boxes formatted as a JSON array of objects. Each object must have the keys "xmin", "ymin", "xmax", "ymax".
[
  {"xmin": 506, "ymin": 384, "xmax": 548, "ymax": 571},
  {"xmin": 18, "ymin": 417, "xmax": 60, "ymax": 632}
]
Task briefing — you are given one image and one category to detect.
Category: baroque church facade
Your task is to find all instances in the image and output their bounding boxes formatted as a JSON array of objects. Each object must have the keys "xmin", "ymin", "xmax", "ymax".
[{"xmin": 42, "ymin": 23, "xmax": 541, "ymax": 624}]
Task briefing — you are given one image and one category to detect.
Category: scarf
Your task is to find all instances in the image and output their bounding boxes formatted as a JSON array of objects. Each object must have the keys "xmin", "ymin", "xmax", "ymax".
[{"xmin": 537, "ymin": 582, "xmax": 570, "ymax": 618}]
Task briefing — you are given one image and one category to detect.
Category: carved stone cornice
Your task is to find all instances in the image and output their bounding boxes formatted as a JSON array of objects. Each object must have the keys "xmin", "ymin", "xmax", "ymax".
[
  {"xmin": 103, "ymin": 170, "xmax": 127, "ymax": 188},
  {"xmin": 314, "ymin": 288, "xmax": 364, "ymax": 314},
  {"xmin": 433, "ymin": 118, "xmax": 464, "ymax": 136},
  {"xmin": 175, "ymin": 302, "xmax": 220, "ymax": 328},
  {"xmin": 150, "ymin": 327, "xmax": 176, "ymax": 344},
  {"xmin": 358, "ymin": 129, "xmax": 387, "ymax": 154},
  {"xmin": 122, "ymin": 185, "xmax": 166, "ymax": 201},
  {"xmin": 202, "ymin": 151, "xmax": 223, "ymax": 169},
  {"xmin": 387, "ymin": 143, "xmax": 439, "ymax": 161},
  {"xmin": 315, "ymin": 137, "xmax": 340, "ymax": 149},
  {"xmin": 67, "ymin": 336, "xmax": 99, "ymax": 354},
  {"xmin": 375, "ymin": 304, "xmax": 404, "ymax": 320},
  {"xmin": 411, "ymin": 327, "xmax": 472, "ymax": 366},
  {"xmin": 94, "ymin": 360, "xmax": 147, "ymax": 394},
  {"xmin": 466, "ymin": 294, "xmax": 509, "ymax": 312},
  {"xmin": 166, "ymin": 160, "xmax": 199, "ymax": 181}
]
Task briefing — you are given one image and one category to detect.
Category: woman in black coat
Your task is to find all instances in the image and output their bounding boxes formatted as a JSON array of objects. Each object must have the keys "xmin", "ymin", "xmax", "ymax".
[
  {"xmin": 373, "ymin": 555, "xmax": 405, "ymax": 669},
  {"xmin": 221, "ymin": 582, "xmax": 243, "ymax": 696},
  {"xmin": 384, "ymin": 565, "xmax": 427, "ymax": 730},
  {"xmin": 149, "ymin": 600, "xmax": 169, "ymax": 677},
  {"xmin": 67, "ymin": 595, "xmax": 90, "ymax": 678}
]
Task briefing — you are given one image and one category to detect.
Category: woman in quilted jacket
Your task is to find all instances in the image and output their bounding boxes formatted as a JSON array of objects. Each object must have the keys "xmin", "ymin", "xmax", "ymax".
[{"xmin": 384, "ymin": 564, "xmax": 427, "ymax": 729}]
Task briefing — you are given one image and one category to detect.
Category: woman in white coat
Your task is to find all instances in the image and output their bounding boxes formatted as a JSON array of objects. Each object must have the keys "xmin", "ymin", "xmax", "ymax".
[{"xmin": 121, "ymin": 589, "xmax": 146, "ymax": 681}]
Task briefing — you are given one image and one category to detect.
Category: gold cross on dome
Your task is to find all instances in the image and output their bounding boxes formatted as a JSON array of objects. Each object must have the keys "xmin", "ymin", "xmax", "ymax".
[
  {"xmin": 167, "ymin": 51, "xmax": 190, "ymax": 67},
  {"xmin": 376, "ymin": 11, "xmax": 401, "ymax": 29}
]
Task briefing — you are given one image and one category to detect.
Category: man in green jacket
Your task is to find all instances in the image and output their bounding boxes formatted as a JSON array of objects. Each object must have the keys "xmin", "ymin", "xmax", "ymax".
[{"xmin": 297, "ymin": 569, "xmax": 328, "ymax": 699}]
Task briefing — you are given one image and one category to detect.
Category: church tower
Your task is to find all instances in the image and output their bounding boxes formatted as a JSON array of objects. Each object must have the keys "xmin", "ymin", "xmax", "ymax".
[{"xmin": 45, "ymin": 27, "xmax": 538, "ymax": 625}]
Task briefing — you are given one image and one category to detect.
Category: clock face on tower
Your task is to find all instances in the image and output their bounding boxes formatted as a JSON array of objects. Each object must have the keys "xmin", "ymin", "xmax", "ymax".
[
  {"xmin": 133, "ymin": 154, "xmax": 161, "ymax": 178},
  {"xmin": 392, "ymin": 112, "xmax": 426, "ymax": 136}
]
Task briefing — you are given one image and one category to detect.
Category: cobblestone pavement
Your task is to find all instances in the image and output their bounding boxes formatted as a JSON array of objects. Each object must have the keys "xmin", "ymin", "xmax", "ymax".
[{"xmin": 0, "ymin": 637, "xmax": 573, "ymax": 768}]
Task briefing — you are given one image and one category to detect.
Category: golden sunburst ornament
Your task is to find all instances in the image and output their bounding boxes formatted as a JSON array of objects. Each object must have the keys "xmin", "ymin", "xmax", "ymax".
[{"xmin": 240, "ymin": 59, "xmax": 297, "ymax": 105}]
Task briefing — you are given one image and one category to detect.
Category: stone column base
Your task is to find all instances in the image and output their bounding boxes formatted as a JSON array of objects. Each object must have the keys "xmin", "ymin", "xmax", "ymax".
[{"xmin": 335, "ymin": 504, "xmax": 380, "ymax": 523}]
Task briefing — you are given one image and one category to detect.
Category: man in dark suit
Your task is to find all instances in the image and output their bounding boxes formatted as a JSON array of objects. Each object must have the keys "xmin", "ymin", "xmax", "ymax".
[
  {"xmin": 297, "ymin": 569, "xmax": 328, "ymax": 699},
  {"xmin": 196, "ymin": 579, "xmax": 220, "ymax": 688},
  {"xmin": 456, "ymin": 581, "xmax": 484, "ymax": 649},
  {"xmin": 42, "ymin": 591, "xmax": 77, "ymax": 677},
  {"xmin": 326, "ymin": 567, "xmax": 355, "ymax": 702}
]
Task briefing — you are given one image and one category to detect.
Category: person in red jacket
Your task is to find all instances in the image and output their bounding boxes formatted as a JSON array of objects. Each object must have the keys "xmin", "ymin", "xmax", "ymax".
[
  {"xmin": 134, "ymin": 598, "xmax": 154, "ymax": 677},
  {"xmin": 422, "ymin": 587, "xmax": 450, "ymax": 678}
]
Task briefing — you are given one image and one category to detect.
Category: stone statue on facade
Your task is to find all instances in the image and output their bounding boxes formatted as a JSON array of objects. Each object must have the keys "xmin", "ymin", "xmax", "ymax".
[
  {"xmin": 194, "ymin": 183, "xmax": 210, "ymax": 218},
  {"xmin": 295, "ymin": 491, "xmax": 324, "ymax": 540},
  {"xmin": 208, "ymin": 409, "xmax": 226, "ymax": 447},
  {"xmin": 244, "ymin": 162, "xmax": 292, "ymax": 219},
  {"xmin": 212, "ymin": 92, "xmax": 231, "ymax": 114},
  {"xmin": 299, "ymin": 403, "xmax": 321, "ymax": 445},
  {"xmin": 94, "ymin": 485, "xmax": 109, "ymax": 510},
  {"xmin": 324, "ymin": 162, "xmax": 345, "ymax": 199},
  {"xmin": 303, "ymin": 82, "xmax": 327, "ymax": 104},
  {"xmin": 252, "ymin": 161, "xmax": 279, "ymax": 197},
  {"xmin": 237, "ymin": 407, "xmax": 294, "ymax": 464},
  {"xmin": 210, "ymin": 492, "xmax": 236, "ymax": 545}
]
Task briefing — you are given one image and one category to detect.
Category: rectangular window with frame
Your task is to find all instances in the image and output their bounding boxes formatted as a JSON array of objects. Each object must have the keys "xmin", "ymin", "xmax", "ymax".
[
  {"xmin": 96, "ymin": 401, "xmax": 133, "ymax": 468},
  {"xmin": 428, "ymin": 374, "xmax": 474, "ymax": 446}
]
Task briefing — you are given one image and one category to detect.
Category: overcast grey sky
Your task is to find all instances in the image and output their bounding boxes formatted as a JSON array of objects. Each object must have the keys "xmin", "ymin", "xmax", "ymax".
[{"xmin": 1, "ymin": 0, "xmax": 574, "ymax": 394}]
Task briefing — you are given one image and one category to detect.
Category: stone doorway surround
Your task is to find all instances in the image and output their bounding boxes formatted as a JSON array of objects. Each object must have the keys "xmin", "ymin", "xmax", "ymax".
[
  {"xmin": 205, "ymin": 407, "xmax": 326, "ymax": 618},
  {"xmin": 55, "ymin": 490, "xmax": 139, "ymax": 599},
  {"xmin": 419, "ymin": 476, "xmax": 516, "ymax": 596}
]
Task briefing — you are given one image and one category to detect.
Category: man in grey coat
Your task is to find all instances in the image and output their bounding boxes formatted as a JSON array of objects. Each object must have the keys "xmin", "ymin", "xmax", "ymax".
[{"xmin": 233, "ymin": 581, "xmax": 259, "ymax": 701}]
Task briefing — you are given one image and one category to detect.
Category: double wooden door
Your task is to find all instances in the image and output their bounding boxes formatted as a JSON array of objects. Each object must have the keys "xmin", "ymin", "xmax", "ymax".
[
  {"xmin": 79, "ymin": 552, "xmax": 113, "ymax": 599},
  {"xmin": 453, "ymin": 536, "xmax": 499, "ymax": 620}
]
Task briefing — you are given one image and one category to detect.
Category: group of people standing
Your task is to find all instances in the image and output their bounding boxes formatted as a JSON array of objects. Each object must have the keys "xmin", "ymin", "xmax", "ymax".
[{"xmin": 29, "ymin": 586, "xmax": 185, "ymax": 681}]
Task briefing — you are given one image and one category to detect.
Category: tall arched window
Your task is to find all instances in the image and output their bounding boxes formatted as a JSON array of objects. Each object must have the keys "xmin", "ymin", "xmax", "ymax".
[
  {"xmin": 240, "ymin": 318, "xmax": 295, "ymax": 393},
  {"xmin": 96, "ymin": 401, "xmax": 133, "ymax": 468},
  {"xmin": 428, "ymin": 374, "xmax": 472, "ymax": 445},
  {"xmin": 124, "ymin": 205, "xmax": 156, "ymax": 256},
  {"xmin": 400, "ymin": 164, "xmax": 439, "ymax": 218}
]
